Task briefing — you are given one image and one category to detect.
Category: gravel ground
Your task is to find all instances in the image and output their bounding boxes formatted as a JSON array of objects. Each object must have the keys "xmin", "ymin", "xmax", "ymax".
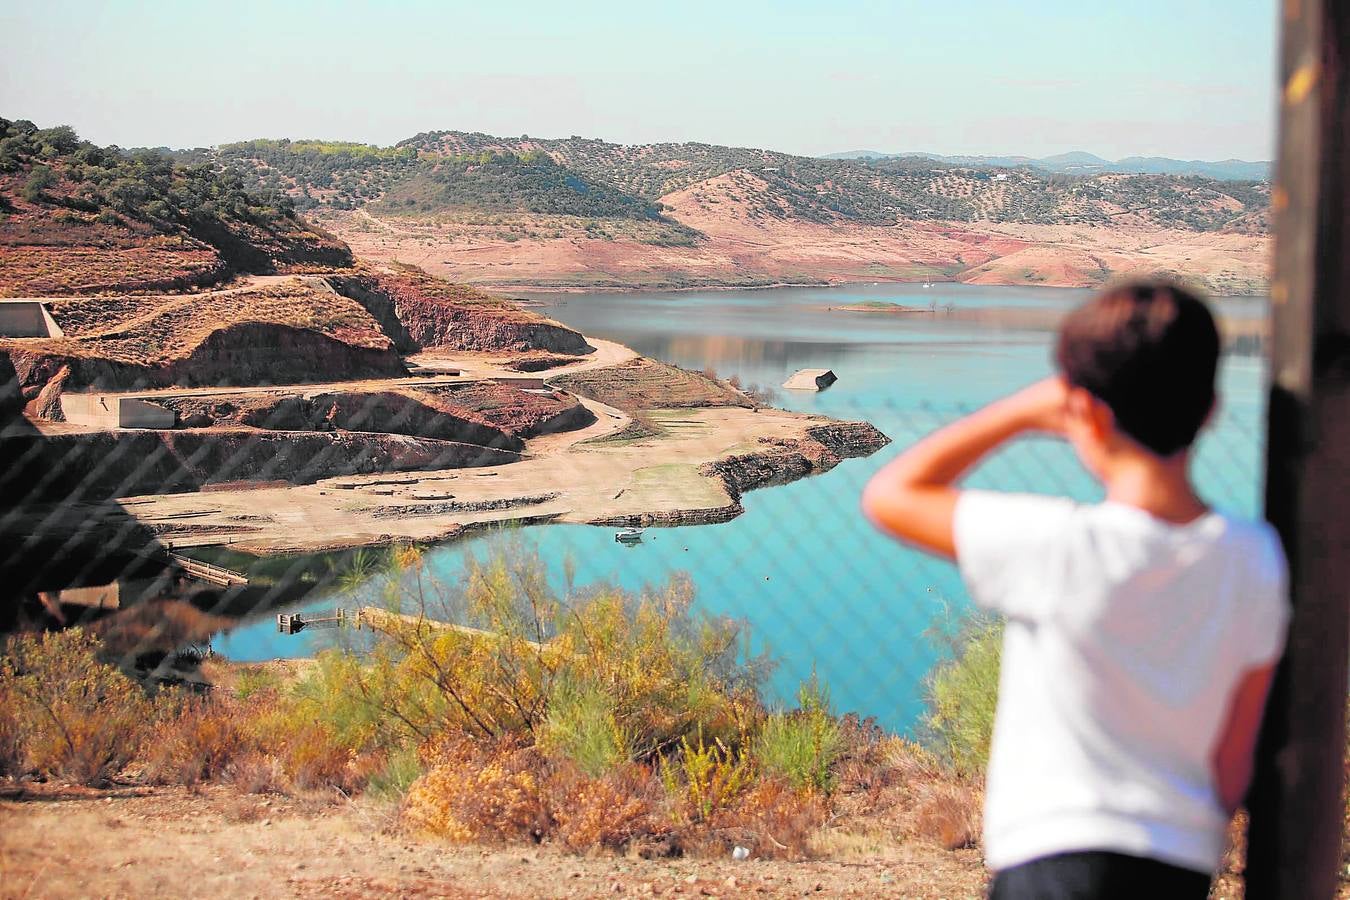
[{"xmin": 0, "ymin": 783, "xmax": 988, "ymax": 899}]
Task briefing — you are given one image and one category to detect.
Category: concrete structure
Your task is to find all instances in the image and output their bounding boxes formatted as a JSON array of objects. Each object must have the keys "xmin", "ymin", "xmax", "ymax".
[
  {"xmin": 493, "ymin": 376, "xmax": 550, "ymax": 390},
  {"xmin": 782, "ymin": 368, "xmax": 838, "ymax": 391},
  {"xmin": 62, "ymin": 394, "xmax": 176, "ymax": 429},
  {"xmin": 59, "ymin": 582, "xmax": 120, "ymax": 610},
  {"xmin": 0, "ymin": 300, "xmax": 64, "ymax": 338}
]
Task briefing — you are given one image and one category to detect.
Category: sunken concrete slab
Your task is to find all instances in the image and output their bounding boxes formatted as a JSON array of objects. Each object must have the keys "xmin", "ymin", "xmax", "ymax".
[{"xmin": 782, "ymin": 368, "xmax": 837, "ymax": 391}]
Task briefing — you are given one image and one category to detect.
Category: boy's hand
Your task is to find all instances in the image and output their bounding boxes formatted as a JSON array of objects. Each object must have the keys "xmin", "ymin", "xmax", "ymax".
[
  {"xmin": 862, "ymin": 376, "xmax": 1069, "ymax": 559},
  {"xmin": 1005, "ymin": 377, "xmax": 1069, "ymax": 435}
]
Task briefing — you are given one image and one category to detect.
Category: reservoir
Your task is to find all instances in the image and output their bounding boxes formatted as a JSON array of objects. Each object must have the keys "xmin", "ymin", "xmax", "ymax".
[{"xmin": 215, "ymin": 282, "xmax": 1268, "ymax": 734}]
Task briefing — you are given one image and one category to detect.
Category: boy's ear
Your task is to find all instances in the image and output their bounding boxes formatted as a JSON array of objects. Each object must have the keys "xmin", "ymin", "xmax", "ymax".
[{"xmin": 1086, "ymin": 393, "xmax": 1116, "ymax": 442}]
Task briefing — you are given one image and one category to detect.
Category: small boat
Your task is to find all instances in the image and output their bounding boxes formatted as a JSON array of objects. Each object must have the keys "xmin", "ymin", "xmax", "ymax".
[
  {"xmin": 615, "ymin": 528, "xmax": 645, "ymax": 544},
  {"xmin": 922, "ymin": 281, "xmax": 933, "ymax": 289}
]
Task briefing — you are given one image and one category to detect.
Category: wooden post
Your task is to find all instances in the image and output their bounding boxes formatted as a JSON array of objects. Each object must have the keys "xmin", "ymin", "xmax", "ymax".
[{"xmin": 1246, "ymin": 1, "xmax": 1350, "ymax": 897}]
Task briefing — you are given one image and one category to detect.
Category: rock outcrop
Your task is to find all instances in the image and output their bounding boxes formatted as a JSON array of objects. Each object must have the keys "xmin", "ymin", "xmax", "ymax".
[
  {"xmin": 589, "ymin": 501, "xmax": 745, "ymax": 529},
  {"xmin": 592, "ymin": 420, "xmax": 889, "ymax": 529},
  {"xmin": 328, "ymin": 267, "xmax": 594, "ymax": 355},
  {"xmin": 804, "ymin": 422, "xmax": 893, "ymax": 458},
  {"xmin": 704, "ymin": 421, "xmax": 891, "ymax": 499}
]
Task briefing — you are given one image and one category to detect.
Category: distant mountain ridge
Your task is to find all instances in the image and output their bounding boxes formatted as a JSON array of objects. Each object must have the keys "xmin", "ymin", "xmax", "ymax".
[
  {"xmin": 183, "ymin": 129, "xmax": 1268, "ymax": 236},
  {"xmin": 0, "ymin": 117, "xmax": 1274, "ymax": 300},
  {"xmin": 822, "ymin": 149, "xmax": 1270, "ymax": 181}
]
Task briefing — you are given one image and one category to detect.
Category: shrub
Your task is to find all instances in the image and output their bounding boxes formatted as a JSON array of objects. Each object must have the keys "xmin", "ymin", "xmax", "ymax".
[
  {"xmin": 709, "ymin": 777, "xmax": 828, "ymax": 859},
  {"xmin": 21, "ymin": 164, "xmax": 56, "ymax": 202},
  {"xmin": 755, "ymin": 676, "xmax": 844, "ymax": 793},
  {"xmin": 287, "ymin": 650, "xmax": 393, "ymax": 755},
  {"xmin": 225, "ymin": 751, "xmax": 287, "ymax": 795},
  {"xmin": 404, "ymin": 735, "xmax": 549, "ymax": 842},
  {"xmin": 925, "ymin": 612, "xmax": 1002, "ymax": 775},
  {"xmin": 364, "ymin": 537, "xmax": 764, "ymax": 758},
  {"xmin": 0, "ymin": 677, "xmax": 21, "ymax": 776},
  {"xmin": 663, "ymin": 729, "xmax": 753, "ymax": 822},
  {"xmin": 243, "ymin": 699, "xmax": 364, "ymax": 793},
  {"xmin": 233, "ymin": 666, "xmax": 281, "ymax": 701},
  {"xmin": 540, "ymin": 679, "xmax": 629, "ymax": 776},
  {"xmin": 1, "ymin": 630, "xmax": 151, "ymax": 784},
  {"xmin": 912, "ymin": 780, "xmax": 983, "ymax": 850},
  {"xmin": 405, "ymin": 733, "xmax": 670, "ymax": 852},
  {"xmin": 547, "ymin": 763, "xmax": 666, "ymax": 852},
  {"xmin": 144, "ymin": 693, "xmax": 247, "ymax": 786},
  {"xmin": 277, "ymin": 720, "xmax": 360, "ymax": 792},
  {"xmin": 366, "ymin": 746, "xmax": 423, "ymax": 799}
]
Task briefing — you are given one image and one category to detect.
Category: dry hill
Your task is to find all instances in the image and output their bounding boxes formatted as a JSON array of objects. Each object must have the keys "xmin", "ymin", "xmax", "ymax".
[
  {"xmin": 0, "ymin": 119, "xmax": 351, "ymax": 296},
  {"xmin": 175, "ymin": 129, "xmax": 1269, "ymax": 294}
]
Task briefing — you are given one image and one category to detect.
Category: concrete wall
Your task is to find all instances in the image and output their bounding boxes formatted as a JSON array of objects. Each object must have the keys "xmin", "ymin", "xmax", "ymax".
[
  {"xmin": 62, "ymin": 394, "xmax": 175, "ymax": 429},
  {"xmin": 0, "ymin": 300, "xmax": 64, "ymax": 338},
  {"xmin": 493, "ymin": 377, "xmax": 549, "ymax": 390},
  {"xmin": 119, "ymin": 398, "xmax": 176, "ymax": 428},
  {"xmin": 59, "ymin": 582, "xmax": 120, "ymax": 609},
  {"xmin": 61, "ymin": 394, "xmax": 120, "ymax": 428}
]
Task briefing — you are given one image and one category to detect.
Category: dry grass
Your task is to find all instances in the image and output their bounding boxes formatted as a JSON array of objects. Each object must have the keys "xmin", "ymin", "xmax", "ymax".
[
  {"xmin": 1, "ymin": 569, "xmax": 997, "ymax": 866},
  {"xmin": 912, "ymin": 781, "xmax": 983, "ymax": 850},
  {"xmin": 141, "ymin": 695, "xmax": 245, "ymax": 787},
  {"xmin": 707, "ymin": 777, "xmax": 829, "ymax": 860},
  {"xmin": 0, "ymin": 630, "xmax": 152, "ymax": 784},
  {"xmin": 402, "ymin": 732, "xmax": 830, "ymax": 860}
]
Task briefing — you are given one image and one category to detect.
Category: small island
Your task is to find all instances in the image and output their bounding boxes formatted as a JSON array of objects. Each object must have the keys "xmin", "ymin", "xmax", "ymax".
[{"xmin": 831, "ymin": 300, "xmax": 936, "ymax": 314}]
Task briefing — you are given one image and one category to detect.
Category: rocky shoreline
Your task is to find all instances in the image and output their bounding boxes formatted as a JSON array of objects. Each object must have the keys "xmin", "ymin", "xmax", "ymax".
[{"xmin": 589, "ymin": 421, "xmax": 890, "ymax": 529}]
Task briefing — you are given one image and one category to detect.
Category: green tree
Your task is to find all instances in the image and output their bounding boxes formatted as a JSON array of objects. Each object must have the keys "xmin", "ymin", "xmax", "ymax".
[{"xmin": 21, "ymin": 164, "xmax": 56, "ymax": 202}]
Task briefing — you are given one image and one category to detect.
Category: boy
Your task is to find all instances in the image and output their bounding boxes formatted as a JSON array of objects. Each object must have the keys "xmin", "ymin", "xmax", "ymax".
[{"xmin": 862, "ymin": 281, "xmax": 1288, "ymax": 898}]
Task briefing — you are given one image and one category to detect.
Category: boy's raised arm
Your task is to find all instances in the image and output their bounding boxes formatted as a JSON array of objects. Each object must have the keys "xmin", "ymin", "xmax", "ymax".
[{"xmin": 861, "ymin": 378, "xmax": 1068, "ymax": 559}]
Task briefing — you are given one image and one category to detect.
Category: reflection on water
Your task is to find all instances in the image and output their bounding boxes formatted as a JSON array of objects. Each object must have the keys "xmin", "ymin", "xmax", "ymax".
[{"xmin": 215, "ymin": 283, "xmax": 1269, "ymax": 734}]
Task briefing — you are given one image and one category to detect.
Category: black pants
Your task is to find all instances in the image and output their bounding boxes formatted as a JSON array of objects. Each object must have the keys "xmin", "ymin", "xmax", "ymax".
[{"xmin": 989, "ymin": 851, "xmax": 1212, "ymax": 900}]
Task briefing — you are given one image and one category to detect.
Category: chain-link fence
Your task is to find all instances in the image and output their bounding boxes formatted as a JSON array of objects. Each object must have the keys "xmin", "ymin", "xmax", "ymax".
[{"xmin": 0, "ymin": 354, "xmax": 1267, "ymax": 738}]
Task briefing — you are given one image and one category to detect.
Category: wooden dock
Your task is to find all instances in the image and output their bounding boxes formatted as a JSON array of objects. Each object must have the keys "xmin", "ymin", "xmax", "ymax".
[
  {"xmin": 168, "ymin": 553, "xmax": 249, "ymax": 587},
  {"xmin": 276, "ymin": 605, "xmax": 546, "ymax": 650}
]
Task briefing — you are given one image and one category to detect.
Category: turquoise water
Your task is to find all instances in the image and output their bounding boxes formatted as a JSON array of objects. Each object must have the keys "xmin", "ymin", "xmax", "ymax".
[{"xmin": 213, "ymin": 283, "xmax": 1268, "ymax": 734}]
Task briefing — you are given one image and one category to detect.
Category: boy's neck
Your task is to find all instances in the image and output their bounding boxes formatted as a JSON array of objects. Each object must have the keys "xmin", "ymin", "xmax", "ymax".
[{"xmin": 1100, "ymin": 449, "xmax": 1209, "ymax": 525}]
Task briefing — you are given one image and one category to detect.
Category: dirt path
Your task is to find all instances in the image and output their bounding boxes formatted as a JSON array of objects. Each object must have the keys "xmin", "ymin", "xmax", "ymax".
[
  {"xmin": 0, "ymin": 784, "xmax": 988, "ymax": 899},
  {"xmin": 526, "ymin": 393, "xmax": 631, "ymax": 457},
  {"xmin": 409, "ymin": 337, "xmax": 639, "ymax": 381}
]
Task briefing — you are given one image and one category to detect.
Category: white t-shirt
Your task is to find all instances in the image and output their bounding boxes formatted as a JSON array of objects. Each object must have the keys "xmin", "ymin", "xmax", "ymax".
[{"xmin": 953, "ymin": 491, "xmax": 1289, "ymax": 874}]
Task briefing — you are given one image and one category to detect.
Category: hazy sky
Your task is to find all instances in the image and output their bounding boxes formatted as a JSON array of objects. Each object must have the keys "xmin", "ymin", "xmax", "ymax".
[{"xmin": 2, "ymin": 0, "xmax": 1277, "ymax": 160}]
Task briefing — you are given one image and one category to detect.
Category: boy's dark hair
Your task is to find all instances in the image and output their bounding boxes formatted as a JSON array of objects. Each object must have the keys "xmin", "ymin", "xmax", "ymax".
[{"xmin": 1055, "ymin": 280, "xmax": 1220, "ymax": 456}]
